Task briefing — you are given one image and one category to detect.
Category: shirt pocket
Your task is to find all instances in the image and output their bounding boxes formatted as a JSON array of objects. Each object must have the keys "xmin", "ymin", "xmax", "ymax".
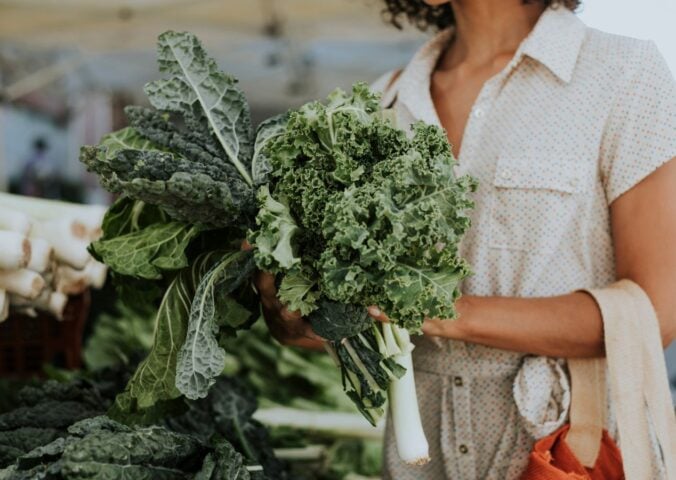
[{"xmin": 489, "ymin": 154, "xmax": 586, "ymax": 252}]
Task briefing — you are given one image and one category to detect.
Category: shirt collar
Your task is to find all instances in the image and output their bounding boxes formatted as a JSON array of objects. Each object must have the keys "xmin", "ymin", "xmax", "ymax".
[
  {"xmin": 520, "ymin": 6, "xmax": 587, "ymax": 83},
  {"xmin": 391, "ymin": 6, "xmax": 587, "ymax": 123}
]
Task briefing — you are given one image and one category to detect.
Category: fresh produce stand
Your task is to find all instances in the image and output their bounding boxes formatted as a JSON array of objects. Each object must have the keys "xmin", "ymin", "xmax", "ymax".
[{"xmin": 0, "ymin": 29, "xmax": 472, "ymax": 480}]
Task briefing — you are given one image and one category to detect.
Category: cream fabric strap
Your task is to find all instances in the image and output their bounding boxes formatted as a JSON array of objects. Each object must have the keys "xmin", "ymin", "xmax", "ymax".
[
  {"xmin": 567, "ymin": 357, "xmax": 606, "ymax": 467},
  {"xmin": 568, "ymin": 279, "xmax": 676, "ymax": 479}
]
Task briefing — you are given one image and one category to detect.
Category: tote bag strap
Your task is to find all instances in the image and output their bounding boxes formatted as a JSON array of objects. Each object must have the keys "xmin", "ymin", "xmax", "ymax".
[
  {"xmin": 567, "ymin": 356, "xmax": 606, "ymax": 468},
  {"xmin": 572, "ymin": 280, "xmax": 676, "ymax": 478}
]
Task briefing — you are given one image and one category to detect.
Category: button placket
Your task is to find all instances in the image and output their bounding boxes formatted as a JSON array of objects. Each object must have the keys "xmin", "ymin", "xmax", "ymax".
[
  {"xmin": 458, "ymin": 81, "xmax": 497, "ymax": 165},
  {"xmin": 450, "ymin": 343, "xmax": 476, "ymax": 478}
]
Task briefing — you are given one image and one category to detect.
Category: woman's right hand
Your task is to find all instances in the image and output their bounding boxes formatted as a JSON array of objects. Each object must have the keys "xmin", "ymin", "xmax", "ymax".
[{"xmin": 254, "ymin": 271, "xmax": 325, "ymax": 350}]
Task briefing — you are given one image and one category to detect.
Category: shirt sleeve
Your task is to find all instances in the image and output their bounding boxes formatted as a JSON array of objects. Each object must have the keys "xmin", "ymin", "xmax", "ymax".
[{"xmin": 599, "ymin": 41, "xmax": 676, "ymax": 205}]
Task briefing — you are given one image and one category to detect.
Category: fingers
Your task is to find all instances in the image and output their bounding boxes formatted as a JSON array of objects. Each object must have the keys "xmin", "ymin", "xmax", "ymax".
[
  {"xmin": 367, "ymin": 305, "xmax": 390, "ymax": 323},
  {"xmin": 280, "ymin": 305, "xmax": 302, "ymax": 322},
  {"xmin": 240, "ymin": 239, "xmax": 253, "ymax": 251},
  {"xmin": 254, "ymin": 271, "xmax": 276, "ymax": 297},
  {"xmin": 421, "ymin": 317, "xmax": 444, "ymax": 336}
]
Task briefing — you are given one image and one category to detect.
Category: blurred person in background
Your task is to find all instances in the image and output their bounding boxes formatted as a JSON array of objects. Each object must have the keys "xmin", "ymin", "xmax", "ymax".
[
  {"xmin": 18, "ymin": 136, "xmax": 60, "ymax": 198},
  {"xmin": 258, "ymin": 0, "xmax": 676, "ymax": 478}
]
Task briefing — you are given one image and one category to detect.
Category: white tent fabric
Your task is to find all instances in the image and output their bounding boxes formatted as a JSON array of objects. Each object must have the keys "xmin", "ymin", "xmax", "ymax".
[{"xmin": 0, "ymin": 0, "xmax": 425, "ymax": 110}]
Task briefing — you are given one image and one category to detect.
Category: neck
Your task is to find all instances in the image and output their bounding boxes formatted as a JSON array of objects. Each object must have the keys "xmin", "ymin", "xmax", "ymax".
[{"xmin": 439, "ymin": 0, "xmax": 546, "ymax": 70}]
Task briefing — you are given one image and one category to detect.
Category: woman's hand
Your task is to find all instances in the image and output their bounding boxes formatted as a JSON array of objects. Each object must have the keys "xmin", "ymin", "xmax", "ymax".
[
  {"xmin": 366, "ymin": 299, "xmax": 472, "ymax": 340},
  {"xmin": 253, "ymin": 271, "xmax": 325, "ymax": 350}
]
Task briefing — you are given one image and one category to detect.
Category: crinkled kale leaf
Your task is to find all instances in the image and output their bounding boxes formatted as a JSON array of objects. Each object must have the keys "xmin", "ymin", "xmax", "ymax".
[{"xmin": 249, "ymin": 84, "xmax": 475, "ymax": 422}]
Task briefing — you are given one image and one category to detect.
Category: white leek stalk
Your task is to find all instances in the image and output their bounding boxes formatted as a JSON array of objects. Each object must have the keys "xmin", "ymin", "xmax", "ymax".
[
  {"xmin": 31, "ymin": 220, "xmax": 90, "ymax": 269},
  {"xmin": 10, "ymin": 289, "xmax": 67, "ymax": 319},
  {"xmin": 27, "ymin": 238, "xmax": 53, "ymax": 273},
  {"xmin": 253, "ymin": 406, "xmax": 384, "ymax": 440},
  {"xmin": 0, "ymin": 231, "xmax": 31, "ymax": 270},
  {"xmin": 0, "ymin": 269, "xmax": 45, "ymax": 299},
  {"xmin": 0, "ymin": 192, "xmax": 105, "ymax": 237},
  {"xmin": 385, "ymin": 324, "xmax": 430, "ymax": 465},
  {"xmin": 0, "ymin": 208, "xmax": 32, "ymax": 235},
  {"xmin": 84, "ymin": 260, "xmax": 108, "ymax": 289},
  {"xmin": 54, "ymin": 265, "xmax": 89, "ymax": 295}
]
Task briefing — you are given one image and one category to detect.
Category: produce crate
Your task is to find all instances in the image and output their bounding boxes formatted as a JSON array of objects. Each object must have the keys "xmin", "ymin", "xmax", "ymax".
[{"xmin": 0, "ymin": 291, "xmax": 90, "ymax": 377}]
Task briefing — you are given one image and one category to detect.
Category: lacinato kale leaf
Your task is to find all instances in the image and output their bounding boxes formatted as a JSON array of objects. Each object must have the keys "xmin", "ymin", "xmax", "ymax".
[
  {"xmin": 110, "ymin": 252, "xmax": 228, "ymax": 416},
  {"xmin": 308, "ymin": 300, "xmax": 371, "ymax": 342},
  {"xmin": 80, "ymin": 31, "xmax": 258, "ymax": 229},
  {"xmin": 176, "ymin": 250, "xmax": 255, "ymax": 400},
  {"xmin": 91, "ymin": 221, "xmax": 201, "ymax": 280},
  {"xmin": 147, "ymin": 30, "xmax": 254, "ymax": 186}
]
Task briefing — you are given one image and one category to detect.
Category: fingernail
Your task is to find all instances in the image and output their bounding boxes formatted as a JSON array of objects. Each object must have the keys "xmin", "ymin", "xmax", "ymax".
[{"xmin": 369, "ymin": 306, "xmax": 380, "ymax": 316}]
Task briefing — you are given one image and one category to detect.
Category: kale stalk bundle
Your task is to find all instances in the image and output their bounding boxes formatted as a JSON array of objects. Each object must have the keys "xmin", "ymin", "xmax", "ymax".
[{"xmin": 249, "ymin": 86, "xmax": 475, "ymax": 464}]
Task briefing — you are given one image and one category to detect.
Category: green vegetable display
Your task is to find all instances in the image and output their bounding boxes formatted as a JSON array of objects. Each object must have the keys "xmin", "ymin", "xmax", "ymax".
[
  {"xmin": 0, "ymin": 368, "xmax": 288, "ymax": 479},
  {"xmin": 80, "ymin": 29, "xmax": 475, "ymax": 468}
]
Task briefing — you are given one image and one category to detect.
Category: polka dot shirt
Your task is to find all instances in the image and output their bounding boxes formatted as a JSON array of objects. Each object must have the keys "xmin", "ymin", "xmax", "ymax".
[{"xmin": 371, "ymin": 5, "xmax": 676, "ymax": 479}]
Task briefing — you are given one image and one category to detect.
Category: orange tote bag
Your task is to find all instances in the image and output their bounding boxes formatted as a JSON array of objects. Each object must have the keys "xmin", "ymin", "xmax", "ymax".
[{"xmin": 521, "ymin": 424, "xmax": 624, "ymax": 480}]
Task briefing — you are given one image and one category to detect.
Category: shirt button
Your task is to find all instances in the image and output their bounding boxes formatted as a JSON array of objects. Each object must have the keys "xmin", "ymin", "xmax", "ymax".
[
  {"xmin": 459, "ymin": 444, "xmax": 469, "ymax": 454},
  {"xmin": 454, "ymin": 376, "xmax": 463, "ymax": 387},
  {"xmin": 501, "ymin": 169, "xmax": 511, "ymax": 180},
  {"xmin": 473, "ymin": 107, "xmax": 484, "ymax": 118}
]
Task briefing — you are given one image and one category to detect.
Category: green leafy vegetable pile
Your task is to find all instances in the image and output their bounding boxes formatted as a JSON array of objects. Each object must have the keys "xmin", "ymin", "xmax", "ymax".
[
  {"xmin": 0, "ymin": 367, "xmax": 289, "ymax": 479},
  {"xmin": 0, "ymin": 416, "xmax": 249, "ymax": 480},
  {"xmin": 80, "ymin": 29, "xmax": 475, "ymax": 467}
]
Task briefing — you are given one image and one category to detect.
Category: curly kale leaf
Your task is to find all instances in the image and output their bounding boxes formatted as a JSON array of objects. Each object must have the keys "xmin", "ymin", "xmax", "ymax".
[
  {"xmin": 251, "ymin": 83, "xmax": 475, "ymax": 424},
  {"xmin": 250, "ymin": 185, "xmax": 300, "ymax": 273},
  {"xmin": 319, "ymin": 125, "xmax": 475, "ymax": 330},
  {"xmin": 251, "ymin": 113, "xmax": 287, "ymax": 186},
  {"xmin": 255, "ymin": 86, "xmax": 475, "ymax": 332},
  {"xmin": 276, "ymin": 267, "xmax": 320, "ymax": 316}
]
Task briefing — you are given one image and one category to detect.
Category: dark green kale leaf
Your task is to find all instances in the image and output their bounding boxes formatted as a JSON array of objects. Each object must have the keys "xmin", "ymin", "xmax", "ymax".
[
  {"xmin": 80, "ymin": 31, "xmax": 258, "ymax": 229},
  {"xmin": 308, "ymin": 300, "xmax": 371, "ymax": 342},
  {"xmin": 147, "ymin": 30, "xmax": 254, "ymax": 185},
  {"xmin": 195, "ymin": 440, "xmax": 250, "ymax": 480},
  {"xmin": 166, "ymin": 377, "xmax": 288, "ymax": 480}
]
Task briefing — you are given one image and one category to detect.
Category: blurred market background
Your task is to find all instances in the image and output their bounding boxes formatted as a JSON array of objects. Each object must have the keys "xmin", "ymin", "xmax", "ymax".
[{"xmin": 0, "ymin": 1, "xmax": 674, "ymax": 477}]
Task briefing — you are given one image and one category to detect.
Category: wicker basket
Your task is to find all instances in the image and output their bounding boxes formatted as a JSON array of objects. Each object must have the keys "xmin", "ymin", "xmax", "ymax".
[{"xmin": 0, "ymin": 291, "xmax": 91, "ymax": 377}]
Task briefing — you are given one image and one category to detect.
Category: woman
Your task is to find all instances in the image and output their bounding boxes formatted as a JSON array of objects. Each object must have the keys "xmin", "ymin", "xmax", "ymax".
[{"xmin": 257, "ymin": 0, "xmax": 676, "ymax": 478}]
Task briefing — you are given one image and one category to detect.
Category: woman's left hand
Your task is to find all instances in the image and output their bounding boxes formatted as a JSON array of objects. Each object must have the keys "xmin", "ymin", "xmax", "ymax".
[{"xmin": 367, "ymin": 298, "xmax": 472, "ymax": 340}]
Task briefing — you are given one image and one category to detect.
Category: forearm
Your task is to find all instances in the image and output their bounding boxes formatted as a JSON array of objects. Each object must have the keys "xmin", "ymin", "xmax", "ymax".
[{"xmin": 429, "ymin": 291, "xmax": 605, "ymax": 358}]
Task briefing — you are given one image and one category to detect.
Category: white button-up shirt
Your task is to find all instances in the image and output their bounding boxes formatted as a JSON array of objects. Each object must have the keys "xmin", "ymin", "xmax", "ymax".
[{"xmin": 372, "ymin": 6, "xmax": 675, "ymax": 479}]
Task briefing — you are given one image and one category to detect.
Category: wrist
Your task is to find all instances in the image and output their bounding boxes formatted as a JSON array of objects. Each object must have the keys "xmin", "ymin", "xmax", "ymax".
[
  {"xmin": 453, "ymin": 295, "xmax": 476, "ymax": 339},
  {"xmin": 422, "ymin": 295, "xmax": 477, "ymax": 340}
]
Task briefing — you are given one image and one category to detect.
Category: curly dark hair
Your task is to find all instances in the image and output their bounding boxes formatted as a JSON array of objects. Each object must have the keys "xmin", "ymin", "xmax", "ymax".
[{"xmin": 382, "ymin": 0, "xmax": 581, "ymax": 31}]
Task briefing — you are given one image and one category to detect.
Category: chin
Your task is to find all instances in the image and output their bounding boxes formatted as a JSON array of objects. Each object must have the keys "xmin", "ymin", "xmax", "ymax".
[{"xmin": 422, "ymin": 0, "xmax": 451, "ymax": 5}]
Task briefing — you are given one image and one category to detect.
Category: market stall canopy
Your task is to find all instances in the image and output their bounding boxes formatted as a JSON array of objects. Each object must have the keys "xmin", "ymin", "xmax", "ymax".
[{"xmin": 0, "ymin": 0, "xmax": 425, "ymax": 112}]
